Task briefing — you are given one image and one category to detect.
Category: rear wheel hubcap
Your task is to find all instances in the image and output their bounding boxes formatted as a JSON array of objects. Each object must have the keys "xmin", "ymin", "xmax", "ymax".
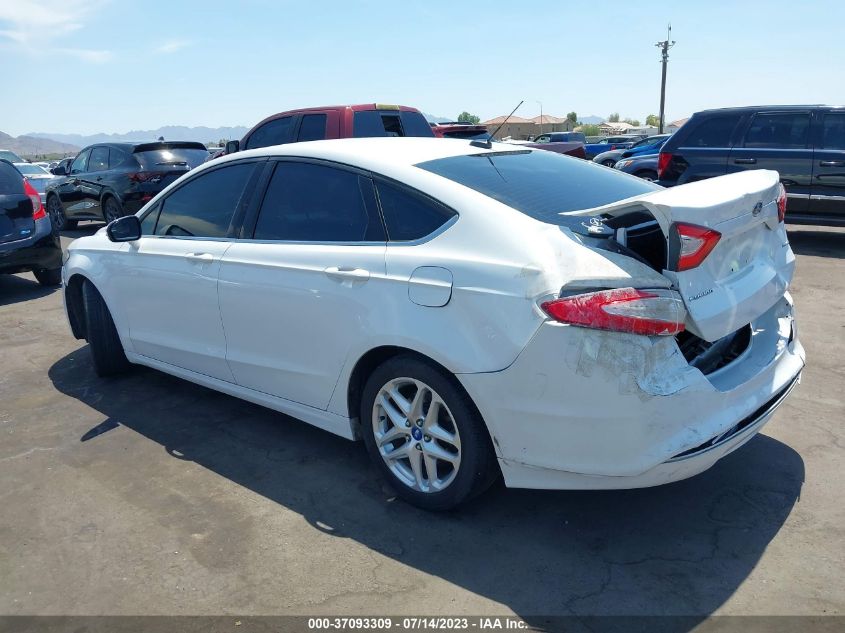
[{"xmin": 372, "ymin": 377, "xmax": 461, "ymax": 493}]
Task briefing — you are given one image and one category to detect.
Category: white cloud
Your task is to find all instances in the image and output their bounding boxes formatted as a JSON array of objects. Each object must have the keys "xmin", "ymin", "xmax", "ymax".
[
  {"xmin": 0, "ymin": 0, "xmax": 111, "ymax": 62},
  {"xmin": 155, "ymin": 39, "xmax": 192, "ymax": 54}
]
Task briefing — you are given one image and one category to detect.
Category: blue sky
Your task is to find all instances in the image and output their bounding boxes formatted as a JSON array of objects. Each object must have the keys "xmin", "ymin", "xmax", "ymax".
[{"xmin": 1, "ymin": 0, "xmax": 844, "ymax": 136}]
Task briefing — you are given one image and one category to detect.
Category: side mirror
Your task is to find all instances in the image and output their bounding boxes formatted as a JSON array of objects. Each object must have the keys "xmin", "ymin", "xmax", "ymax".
[
  {"xmin": 52, "ymin": 165, "xmax": 68, "ymax": 175},
  {"xmin": 225, "ymin": 139, "xmax": 240, "ymax": 155},
  {"xmin": 107, "ymin": 215, "xmax": 141, "ymax": 242}
]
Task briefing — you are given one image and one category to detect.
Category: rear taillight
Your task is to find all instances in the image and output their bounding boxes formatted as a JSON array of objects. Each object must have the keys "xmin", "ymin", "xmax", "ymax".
[
  {"xmin": 24, "ymin": 179, "xmax": 46, "ymax": 220},
  {"xmin": 776, "ymin": 183, "xmax": 787, "ymax": 223},
  {"xmin": 657, "ymin": 151, "xmax": 673, "ymax": 179},
  {"xmin": 129, "ymin": 172, "xmax": 162, "ymax": 184},
  {"xmin": 671, "ymin": 222, "xmax": 721, "ymax": 272},
  {"xmin": 541, "ymin": 288, "xmax": 685, "ymax": 336}
]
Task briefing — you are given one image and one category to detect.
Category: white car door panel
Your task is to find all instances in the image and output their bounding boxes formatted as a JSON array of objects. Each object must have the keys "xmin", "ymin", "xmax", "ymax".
[{"xmin": 218, "ymin": 243, "xmax": 386, "ymax": 408}]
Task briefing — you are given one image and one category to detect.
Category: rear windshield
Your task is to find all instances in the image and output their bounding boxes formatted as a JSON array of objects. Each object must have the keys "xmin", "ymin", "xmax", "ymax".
[
  {"xmin": 0, "ymin": 161, "xmax": 24, "ymax": 194},
  {"xmin": 15, "ymin": 164, "xmax": 49, "ymax": 176},
  {"xmin": 134, "ymin": 148, "xmax": 209, "ymax": 170},
  {"xmin": 0, "ymin": 150, "xmax": 23, "ymax": 163},
  {"xmin": 353, "ymin": 110, "xmax": 435, "ymax": 138},
  {"xmin": 443, "ymin": 129, "xmax": 491, "ymax": 141},
  {"xmin": 416, "ymin": 149, "xmax": 660, "ymax": 222}
]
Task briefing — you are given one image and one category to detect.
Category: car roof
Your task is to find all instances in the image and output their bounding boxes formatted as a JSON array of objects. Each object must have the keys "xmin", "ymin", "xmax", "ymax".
[
  {"xmin": 209, "ymin": 137, "xmax": 529, "ymax": 176},
  {"xmin": 696, "ymin": 104, "xmax": 845, "ymax": 114}
]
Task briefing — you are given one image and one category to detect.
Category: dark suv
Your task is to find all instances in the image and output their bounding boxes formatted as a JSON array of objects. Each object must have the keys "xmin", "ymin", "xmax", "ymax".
[
  {"xmin": 658, "ymin": 105, "xmax": 845, "ymax": 225},
  {"xmin": 0, "ymin": 159, "xmax": 62, "ymax": 285},
  {"xmin": 45, "ymin": 141, "xmax": 209, "ymax": 230}
]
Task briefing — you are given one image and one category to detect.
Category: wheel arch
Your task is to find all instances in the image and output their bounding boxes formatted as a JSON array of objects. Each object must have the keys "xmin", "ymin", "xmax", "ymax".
[
  {"xmin": 65, "ymin": 273, "xmax": 89, "ymax": 340},
  {"xmin": 345, "ymin": 345, "xmax": 494, "ymax": 451}
]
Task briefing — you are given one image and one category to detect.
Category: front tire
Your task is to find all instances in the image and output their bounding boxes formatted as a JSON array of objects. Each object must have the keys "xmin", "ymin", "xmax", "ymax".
[
  {"xmin": 47, "ymin": 195, "xmax": 76, "ymax": 231},
  {"xmin": 361, "ymin": 355, "xmax": 498, "ymax": 511},
  {"xmin": 33, "ymin": 268, "xmax": 62, "ymax": 286},
  {"xmin": 602, "ymin": 159, "xmax": 616, "ymax": 167},
  {"xmin": 103, "ymin": 196, "xmax": 124, "ymax": 223},
  {"xmin": 634, "ymin": 169, "xmax": 658, "ymax": 182},
  {"xmin": 82, "ymin": 280, "xmax": 130, "ymax": 377}
]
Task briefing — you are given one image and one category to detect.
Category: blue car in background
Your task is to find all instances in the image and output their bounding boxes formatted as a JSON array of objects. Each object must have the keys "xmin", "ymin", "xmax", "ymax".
[
  {"xmin": 592, "ymin": 134, "xmax": 671, "ymax": 167},
  {"xmin": 613, "ymin": 153, "xmax": 660, "ymax": 181}
]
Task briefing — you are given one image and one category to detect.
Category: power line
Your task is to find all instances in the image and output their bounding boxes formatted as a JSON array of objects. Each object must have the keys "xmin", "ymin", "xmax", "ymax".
[{"xmin": 655, "ymin": 24, "xmax": 676, "ymax": 134}]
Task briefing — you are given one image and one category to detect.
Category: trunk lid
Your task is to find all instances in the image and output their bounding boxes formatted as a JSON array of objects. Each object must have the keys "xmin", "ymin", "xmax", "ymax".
[
  {"xmin": 566, "ymin": 170, "xmax": 794, "ymax": 341},
  {"xmin": 0, "ymin": 194, "xmax": 35, "ymax": 244}
]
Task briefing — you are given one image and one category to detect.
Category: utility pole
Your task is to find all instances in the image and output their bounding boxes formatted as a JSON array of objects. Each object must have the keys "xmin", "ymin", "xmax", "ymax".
[
  {"xmin": 655, "ymin": 24, "xmax": 675, "ymax": 134},
  {"xmin": 536, "ymin": 100, "xmax": 543, "ymax": 136}
]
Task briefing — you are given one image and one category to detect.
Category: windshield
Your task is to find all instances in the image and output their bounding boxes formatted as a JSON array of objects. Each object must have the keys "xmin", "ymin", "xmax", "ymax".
[{"xmin": 416, "ymin": 149, "xmax": 660, "ymax": 222}]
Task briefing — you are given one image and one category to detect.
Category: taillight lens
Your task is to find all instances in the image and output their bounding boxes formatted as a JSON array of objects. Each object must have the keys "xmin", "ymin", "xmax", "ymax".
[
  {"xmin": 657, "ymin": 151, "xmax": 672, "ymax": 179},
  {"xmin": 541, "ymin": 288, "xmax": 685, "ymax": 336},
  {"xmin": 671, "ymin": 222, "xmax": 721, "ymax": 272},
  {"xmin": 24, "ymin": 179, "xmax": 46, "ymax": 220},
  {"xmin": 129, "ymin": 171, "xmax": 163, "ymax": 183},
  {"xmin": 776, "ymin": 183, "xmax": 787, "ymax": 223}
]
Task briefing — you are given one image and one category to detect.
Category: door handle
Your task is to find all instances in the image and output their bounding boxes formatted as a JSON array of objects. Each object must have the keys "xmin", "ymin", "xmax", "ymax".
[
  {"xmin": 324, "ymin": 266, "xmax": 370, "ymax": 281},
  {"xmin": 819, "ymin": 160, "xmax": 845, "ymax": 167},
  {"xmin": 185, "ymin": 252, "xmax": 214, "ymax": 263},
  {"xmin": 733, "ymin": 158, "xmax": 757, "ymax": 165}
]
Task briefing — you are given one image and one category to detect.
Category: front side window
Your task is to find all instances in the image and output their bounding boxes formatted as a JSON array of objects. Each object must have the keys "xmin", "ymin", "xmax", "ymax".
[
  {"xmin": 253, "ymin": 162, "xmax": 384, "ymax": 242},
  {"xmin": 417, "ymin": 149, "xmax": 659, "ymax": 223},
  {"xmin": 88, "ymin": 147, "xmax": 109, "ymax": 172},
  {"xmin": 375, "ymin": 181, "xmax": 455, "ymax": 241},
  {"xmin": 535, "ymin": 135, "xmax": 551, "ymax": 143},
  {"xmin": 70, "ymin": 150, "xmax": 90, "ymax": 174},
  {"xmin": 744, "ymin": 113, "xmax": 810, "ymax": 148},
  {"xmin": 154, "ymin": 162, "xmax": 255, "ymax": 237},
  {"xmin": 820, "ymin": 113, "xmax": 845, "ymax": 150},
  {"xmin": 246, "ymin": 117, "xmax": 295, "ymax": 150},
  {"xmin": 297, "ymin": 114, "xmax": 327, "ymax": 142},
  {"xmin": 683, "ymin": 114, "xmax": 742, "ymax": 147}
]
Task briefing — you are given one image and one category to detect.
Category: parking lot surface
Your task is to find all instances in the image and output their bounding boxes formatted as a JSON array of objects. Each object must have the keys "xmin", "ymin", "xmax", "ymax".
[{"xmin": 1, "ymin": 224, "xmax": 843, "ymax": 623}]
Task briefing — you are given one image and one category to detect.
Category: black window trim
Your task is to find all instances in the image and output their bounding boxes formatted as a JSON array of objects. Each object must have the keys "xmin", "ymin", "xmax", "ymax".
[
  {"xmin": 135, "ymin": 157, "xmax": 268, "ymax": 241},
  {"xmin": 238, "ymin": 156, "xmax": 459, "ymax": 246}
]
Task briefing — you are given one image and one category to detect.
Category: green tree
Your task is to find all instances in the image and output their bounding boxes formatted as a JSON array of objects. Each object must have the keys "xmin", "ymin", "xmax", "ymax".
[
  {"xmin": 607, "ymin": 112, "xmax": 620, "ymax": 123},
  {"xmin": 566, "ymin": 111, "xmax": 577, "ymax": 124},
  {"xmin": 457, "ymin": 111, "xmax": 480, "ymax": 124},
  {"xmin": 623, "ymin": 118, "xmax": 641, "ymax": 126},
  {"xmin": 645, "ymin": 114, "xmax": 660, "ymax": 127},
  {"xmin": 580, "ymin": 124, "xmax": 601, "ymax": 137}
]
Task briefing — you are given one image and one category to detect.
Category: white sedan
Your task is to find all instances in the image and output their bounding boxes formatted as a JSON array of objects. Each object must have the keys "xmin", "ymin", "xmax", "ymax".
[{"xmin": 62, "ymin": 138, "xmax": 805, "ymax": 510}]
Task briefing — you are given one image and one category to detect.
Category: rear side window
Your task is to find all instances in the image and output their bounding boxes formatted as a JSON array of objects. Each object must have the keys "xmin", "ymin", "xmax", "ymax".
[
  {"xmin": 254, "ymin": 162, "xmax": 385, "ymax": 242},
  {"xmin": 109, "ymin": 148, "xmax": 129, "ymax": 169},
  {"xmin": 297, "ymin": 114, "xmax": 327, "ymax": 142},
  {"xmin": 743, "ymin": 113, "xmax": 810, "ymax": 148},
  {"xmin": 154, "ymin": 163, "xmax": 255, "ymax": 237},
  {"xmin": 375, "ymin": 181, "xmax": 455, "ymax": 241},
  {"xmin": 0, "ymin": 161, "xmax": 24, "ymax": 194},
  {"xmin": 820, "ymin": 113, "xmax": 845, "ymax": 150},
  {"xmin": 246, "ymin": 116, "xmax": 295, "ymax": 149},
  {"xmin": 417, "ymin": 150, "xmax": 659, "ymax": 222},
  {"xmin": 682, "ymin": 114, "xmax": 742, "ymax": 147},
  {"xmin": 353, "ymin": 110, "xmax": 435, "ymax": 138},
  {"xmin": 88, "ymin": 147, "xmax": 109, "ymax": 172}
]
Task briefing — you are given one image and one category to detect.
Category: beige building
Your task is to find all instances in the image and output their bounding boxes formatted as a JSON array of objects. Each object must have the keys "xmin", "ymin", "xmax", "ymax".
[{"xmin": 481, "ymin": 114, "xmax": 575, "ymax": 140}]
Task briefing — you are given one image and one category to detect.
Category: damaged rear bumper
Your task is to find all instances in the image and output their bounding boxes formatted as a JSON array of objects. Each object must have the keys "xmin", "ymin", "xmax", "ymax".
[{"xmin": 457, "ymin": 294, "xmax": 805, "ymax": 490}]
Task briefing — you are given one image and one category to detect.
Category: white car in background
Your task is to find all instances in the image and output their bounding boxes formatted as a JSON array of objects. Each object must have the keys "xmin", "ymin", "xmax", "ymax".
[
  {"xmin": 14, "ymin": 162, "xmax": 57, "ymax": 206},
  {"xmin": 62, "ymin": 138, "xmax": 805, "ymax": 510}
]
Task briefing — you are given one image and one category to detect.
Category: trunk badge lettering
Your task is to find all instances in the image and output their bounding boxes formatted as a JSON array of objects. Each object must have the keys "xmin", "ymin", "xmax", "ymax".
[
  {"xmin": 689, "ymin": 288, "xmax": 714, "ymax": 302},
  {"xmin": 752, "ymin": 202, "xmax": 763, "ymax": 217}
]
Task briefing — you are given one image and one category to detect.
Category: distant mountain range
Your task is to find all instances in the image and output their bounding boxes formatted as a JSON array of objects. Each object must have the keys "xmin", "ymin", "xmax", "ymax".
[
  {"xmin": 0, "ymin": 130, "xmax": 80, "ymax": 158},
  {"xmin": 28, "ymin": 125, "xmax": 250, "ymax": 148},
  {"xmin": 579, "ymin": 115, "xmax": 604, "ymax": 125}
]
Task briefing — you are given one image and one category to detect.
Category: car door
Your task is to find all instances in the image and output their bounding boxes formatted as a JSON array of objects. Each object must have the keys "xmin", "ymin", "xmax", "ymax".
[
  {"xmin": 729, "ymin": 110, "xmax": 813, "ymax": 214},
  {"xmin": 58, "ymin": 149, "xmax": 91, "ymax": 218},
  {"xmin": 809, "ymin": 109, "xmax": 845, "ymax": 221},
  {"xmin": 218, "ymin": 159, "xmax": 387, "ymax": 410},
  {"xmin": 109, "ymin": 160, "xmax": 262, "ymax": 381},
  {"xmin": 81, "ymin": 146, "xmax": 110, "ymax": 218}
]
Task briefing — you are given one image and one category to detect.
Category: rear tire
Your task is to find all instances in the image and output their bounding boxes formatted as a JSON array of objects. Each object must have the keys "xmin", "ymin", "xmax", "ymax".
[
  {"xmin": 602, "ymin": 159, "xmax": 616, "ymax": 167},
  {"xmin": 33, "ymin": 268, "xmax": 62, "ymax": 286},
  {"xmin": 361, "ymin": 355, "xmax": 498, "ymax": 511},
  {"xmin": 82, "ymin": 280, "xmax": 130, "ymax": 377}
]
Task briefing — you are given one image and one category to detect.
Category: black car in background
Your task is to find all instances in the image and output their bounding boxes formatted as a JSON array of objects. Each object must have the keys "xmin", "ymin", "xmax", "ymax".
[
  {"xmin": 0, "ymin": 159, "xmax": 62, "ymax": 286},
  {"xmin": 658, "ymin": 105, "xmax": 845, "ymax": 225},
  {"xmin": 45, "ymin": 141, "xmax": 209, "ymax": 230}
]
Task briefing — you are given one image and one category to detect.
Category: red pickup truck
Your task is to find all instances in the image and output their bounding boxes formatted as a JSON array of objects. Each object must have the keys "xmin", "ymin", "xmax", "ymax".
[{"xmin": 221, "ymin": 104, "xmax": 434, "ymax": 156}]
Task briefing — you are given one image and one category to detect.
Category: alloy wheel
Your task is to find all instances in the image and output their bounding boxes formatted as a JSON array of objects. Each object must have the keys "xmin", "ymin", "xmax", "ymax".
[
  {"xmin": 48, "ymin": 196, "xmax": 65, "ymax": 231},
  {"xmin": 104, "ymin": 198, "xmax": 122, "ymax": 223},
  {"xmin": 372, "ymin": 377, "xmax": 462, "ymax": 493}
]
